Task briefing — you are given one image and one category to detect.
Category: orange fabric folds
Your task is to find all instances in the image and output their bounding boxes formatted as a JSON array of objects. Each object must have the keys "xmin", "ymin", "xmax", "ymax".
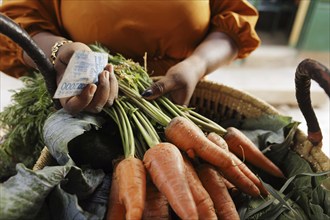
[{"xmin": 0, "ymin": 0, "xmax": 260, "ymax": 77}]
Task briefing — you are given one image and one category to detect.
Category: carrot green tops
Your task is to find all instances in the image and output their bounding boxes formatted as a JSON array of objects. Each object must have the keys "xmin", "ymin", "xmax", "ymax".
[{"xmin": 0, "ymin": 0, "xmax": 260, "ymax": 78}]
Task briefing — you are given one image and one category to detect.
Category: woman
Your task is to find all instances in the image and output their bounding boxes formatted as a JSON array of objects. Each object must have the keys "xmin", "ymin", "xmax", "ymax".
[{"xmin": 0, "ymin": 0, "xmax": 260, "ymax": 114}]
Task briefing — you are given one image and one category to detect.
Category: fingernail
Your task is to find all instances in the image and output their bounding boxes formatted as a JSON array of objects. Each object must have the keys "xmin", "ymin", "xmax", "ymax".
[
  {"xmin": 141, "ymin": 89, "xmax": 153, "ymax": 97},
  {"xmin": 95, "ymin": 106, "xmax": 103, "ymax": 113},
  {"xmin": 104, "ymin": 70, "xmax": 109, "ymax": 80},
  {"xmin": 89, "ymin": 85, "xmax": 96, "ymax": 95}
]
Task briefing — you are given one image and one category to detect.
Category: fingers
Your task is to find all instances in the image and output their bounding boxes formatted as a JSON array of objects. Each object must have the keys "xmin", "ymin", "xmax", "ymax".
[
  {"xmin": 170, "ymin": 90, "xmax": 191, "ymax": 106},
  {"xmin": 105, "ymin": 64, "xmax": 119, "ymax": 105},
  {"xmin": 84, "ymin": 70, "xmax": 111, "ymax": 113},
  {"xmin": 54, "ymin": 43, "xmax": 117, "ymax": 114},
  {"xmin": 60, "ymin": 64, "xmax": 118, "ymax": 114},
  {"xmin": 58, "ymin": 42, "xmax": 91, "ymax": 64},
  {"xmin": 141, "ymin": 76, "xmax": 179, "ymax": 100},
  {"xmin": 60, "ymin": 84, "xmax": 97, "ymax": 115},
  {"xmin": 141, "ymin": 75, "xmax": 192, "ymax": 105},
  {"xmin": 54, "ymin": 42, "xmax": 91, "ymax": 84}
]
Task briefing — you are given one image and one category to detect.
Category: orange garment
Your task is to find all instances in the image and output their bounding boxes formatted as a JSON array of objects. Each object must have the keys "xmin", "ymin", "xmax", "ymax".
[{"xmin": 0, "ymin": 0, "xmax": 260, "ymax": 78}]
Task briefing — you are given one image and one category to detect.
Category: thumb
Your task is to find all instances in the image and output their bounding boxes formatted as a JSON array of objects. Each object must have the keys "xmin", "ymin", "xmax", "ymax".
[{"xmin": 141, "ymin": 77, "xmax": 178, "ymax": 100}]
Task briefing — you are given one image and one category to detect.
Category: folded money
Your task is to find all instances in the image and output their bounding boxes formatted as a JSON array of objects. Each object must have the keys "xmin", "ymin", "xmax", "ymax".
[{"xmin": 53, "ymin": 50, "xmax": 108, "ymax": 99}]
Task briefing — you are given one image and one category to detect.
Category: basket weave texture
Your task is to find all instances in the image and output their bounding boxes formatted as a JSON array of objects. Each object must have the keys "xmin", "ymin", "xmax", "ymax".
[{"xmin": 33, "ymin": 80, "xmax": 330, "ymax": 172}]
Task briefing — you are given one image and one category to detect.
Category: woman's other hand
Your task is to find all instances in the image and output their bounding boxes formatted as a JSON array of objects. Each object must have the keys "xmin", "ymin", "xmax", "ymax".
[
  {"xmin": 141, "ymin": 32, "xmax": 238, "ymax": 106},
  {"xmin": 54, "ymin": 42, "xmax": 118, "ymax": 114},
  {"xmin": 141, "ymin": 58, "xmax": 202, "ymax": 106}
]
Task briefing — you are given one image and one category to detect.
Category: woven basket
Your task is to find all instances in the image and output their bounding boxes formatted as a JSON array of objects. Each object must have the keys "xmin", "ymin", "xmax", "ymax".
[{"xmin": 33, "ymin": 80, "xmax": 329, "ymax": 172}]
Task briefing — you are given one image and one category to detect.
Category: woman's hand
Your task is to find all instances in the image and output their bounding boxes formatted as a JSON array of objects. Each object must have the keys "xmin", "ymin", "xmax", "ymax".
[
  {"xmin": 142, "ymin": 32, "xmax": 238, "ymax": 106},
  {"xmin": 142, "ymin": 58, "xmax": 203, "ymax": 106},
  {"xmin": 23, "ymin": 32, "xmax": 118, "ymax": 115},
  {"xmin": 54, "ymin": 42, "xmax": 118, "ymax": 115}
]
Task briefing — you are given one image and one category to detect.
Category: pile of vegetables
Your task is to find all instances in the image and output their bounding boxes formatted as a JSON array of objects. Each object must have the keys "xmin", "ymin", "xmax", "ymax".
[
  {"xmin": 0, "ymin": 43, "xmax": 329, "ymax": 219},
  {"xmin": 88, "ymin": 44, "xmax": 281, "ymax": 218}
]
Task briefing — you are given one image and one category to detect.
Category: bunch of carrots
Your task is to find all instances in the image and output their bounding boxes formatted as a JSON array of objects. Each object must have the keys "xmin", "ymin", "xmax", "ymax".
[{"xmin": 90, "ymin": 44, "xmax": 285, "ymax": 219}]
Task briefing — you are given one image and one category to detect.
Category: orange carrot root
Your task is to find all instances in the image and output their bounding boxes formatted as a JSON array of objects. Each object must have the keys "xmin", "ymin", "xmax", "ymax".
[
  {"xmin": 197, "ymin": 163, "xmax": 240, "ymax": 220},
  {"xmin": 224, "ymin": 127, "xmax": 285, "ymax": 178},
  {"xmin": 207, "ymin": 132, "xmax": 268, "ymax": 196},
  {"xmin": 143, "ymin": 142, "xmax": 198, "ymax": 219},
  {"xmin": 222, "ymin": 177, "xmax": 241, "ymax": 198},
  {"xmin": 143, "ymin": 179, "xmax": 171, "ymax": 220},
  {"xmin": 183, "ymin": 155, "xmax": 217, "ymax": 220},
  {"xmin": 208, "ymin": 132, "xmax": 243, "ymax": 196},
  {"xmin": 116, "ymin": 157, "xmax": 146, "ymax": 220},
  {"xmin": 229, "ymin": 152, "xmax": 269, "ymax": 196},
  {"xmin": 106, "ymin": 165, "xmax": 125, "ymax": 220},
  {"xmin": 207, "ymin": 132, "xmax": 229, "ymax": 151},
  {"xmin": 165, "ymin": 116, "xmax": 261, "ymax": 197}
]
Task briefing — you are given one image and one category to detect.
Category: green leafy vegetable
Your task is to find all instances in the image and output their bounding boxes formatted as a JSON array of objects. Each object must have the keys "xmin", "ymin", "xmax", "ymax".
[
  {"xmin": 235, "ymin": 115, "xmax": 330, "ymax": 219},
  {"xmin": 0, "ymin": 73, "xmax": 53, "ymax": 181},
  {"xmin": 0, "ymin": 163, "xmax": 71, "ymax": 219}
]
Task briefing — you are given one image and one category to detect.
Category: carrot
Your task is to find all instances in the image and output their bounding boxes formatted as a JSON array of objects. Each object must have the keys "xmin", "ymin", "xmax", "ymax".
[
  {"xmin": 165, "ymin": 116, "xmax": 261, "ymax": 197},
  {"xmin": 207, "ymin": 132, "xmax": 229, "ymax": 151},
  {"xmin": 229, "ymin": 152, "xmax": 268, "ymax": 196},
  {"xmin": 104, "ymin": 101, "xmax": 147, "ymax": 219},
  {"xmin": 142, "ymin": 178, "xmax": 171, "ymax": 220},
  {"xmin": 116, "ymin": 156, "xmax": 146, "ymax": 219},
  {"xmin": 224, "ymin": 127, "xmax": 285, "ymax": 178},
  {"xmin": 106, "ymin": 163, "xmax": 125, "ymax": 220},
  {"xmin": 207, "ymin": 131, "xmax": 238, "ymax": 196},
  {"xmin": 197, "ymin": 163, "xmax": 240, "ymax": 220},
  {"xmin": 183, "ymin": 155, "xmax": 217, "ymax": 220},
  {"xmin": 207, "ymin": 132, "xmax": 268, "ymax": 196},
  {"xmin": 143, "ymin": 142, "xmax": 198, "ymax": 220}
]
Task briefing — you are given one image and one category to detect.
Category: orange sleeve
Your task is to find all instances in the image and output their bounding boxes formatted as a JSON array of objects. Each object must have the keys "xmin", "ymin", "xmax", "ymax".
[
  {"xmin": 0, "ymin": 0, "xmax": 63, "ymax": 78},
  {"xmin": 209, "ymin": 0, "xmax": 261, "ymax": 59}
]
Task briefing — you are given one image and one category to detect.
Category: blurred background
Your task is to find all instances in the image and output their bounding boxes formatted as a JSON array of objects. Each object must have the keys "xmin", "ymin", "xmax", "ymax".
[
  {"xmin": 1, "ymin": 0, "xmax": 329, "ymax": 156},
  {"xmin": 207, "ymin": 0, "xmax": 329, "ymax": 156}
]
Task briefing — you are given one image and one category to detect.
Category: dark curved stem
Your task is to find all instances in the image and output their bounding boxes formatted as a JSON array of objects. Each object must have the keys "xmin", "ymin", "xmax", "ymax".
[
  {"xmin": 295, "ymin": 58, "xmax": 330, "ymax": 145},
  {"xmin": 0, "ymin": 13, "xmax": 61, "ymax": 109}
]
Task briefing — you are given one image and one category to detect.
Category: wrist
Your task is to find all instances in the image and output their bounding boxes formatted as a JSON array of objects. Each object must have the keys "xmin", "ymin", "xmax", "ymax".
[
  {"xmin": 50, "ymin": 40, "xmax": 73, "ymax": 65},
  {"xmin": 183, "ymin": 55, "xmax": 207, "ymax": 79}
]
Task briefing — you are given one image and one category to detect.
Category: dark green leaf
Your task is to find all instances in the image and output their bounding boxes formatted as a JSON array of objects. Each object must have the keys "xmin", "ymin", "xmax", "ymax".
[
  {"xmin": 0, "ymin": 163, "xmax": 71, "ymax": 219},
  {"xmin": 43, "ymin": 109, "xmax": 105, "ymax": 165}
]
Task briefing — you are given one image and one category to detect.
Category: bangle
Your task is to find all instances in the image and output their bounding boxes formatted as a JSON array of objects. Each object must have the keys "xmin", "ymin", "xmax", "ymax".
[{"xmin": 50, "ymin": 40, "xmax": 72, "ymax": 65}]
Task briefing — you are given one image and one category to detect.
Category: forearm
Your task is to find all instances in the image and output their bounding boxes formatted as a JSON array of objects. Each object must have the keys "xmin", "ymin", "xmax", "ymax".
[
  {"xmin": 22, "ymin": 32, "xmax": 68, "ymax": 68},
  {"xmin": 185, "ymin": 31, "xmax": 238, "ymax": 79}
]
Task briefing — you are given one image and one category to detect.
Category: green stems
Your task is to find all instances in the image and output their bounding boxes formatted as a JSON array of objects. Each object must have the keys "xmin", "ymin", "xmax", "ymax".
[
  {"xmin": 103, "ymin": 100, "xmax": 135, "ymax": 158},
  {"xmin": 179, "ymin": 107, "xmax": 227, "ymax": 136},
  {"xmin": 122, "ymin": 102, "xmax": 161, "ymax": 149},
  {"xmin": 119, "ymin": 83, "xmax": 171, "ymax": 127},
  {"xmin": 91, "ymin": 42, "xmax": 228, "ymax": 141}
]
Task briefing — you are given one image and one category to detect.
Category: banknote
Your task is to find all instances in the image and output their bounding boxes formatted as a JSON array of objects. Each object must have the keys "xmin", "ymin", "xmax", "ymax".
[{"xmin": 53, "ymin": 50, "xmax": 108, "ymax": 99}]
